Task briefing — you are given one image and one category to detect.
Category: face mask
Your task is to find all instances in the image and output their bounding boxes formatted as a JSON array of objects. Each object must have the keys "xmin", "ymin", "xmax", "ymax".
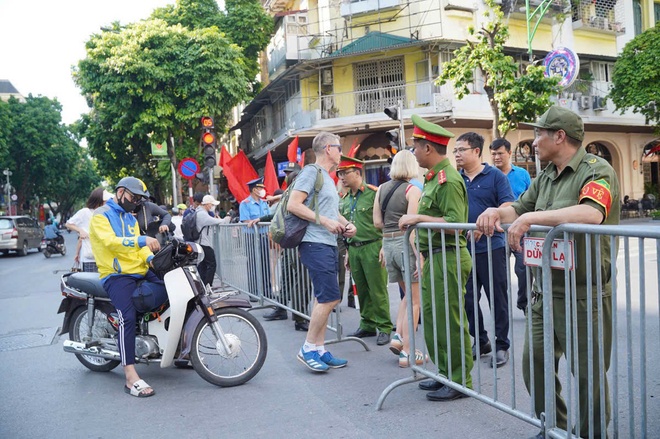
[
  {"xmin": 118, "ymin": 192, "xmax": 139, "ymax": 213},
  {"xmin": 257, "ymin": 189, "xmax": 266, "ymax": 198}
]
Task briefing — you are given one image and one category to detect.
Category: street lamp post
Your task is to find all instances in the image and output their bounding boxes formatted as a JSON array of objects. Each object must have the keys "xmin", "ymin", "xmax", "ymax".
[{"xmin": 3, "ymin": 169, "xmax": 12, "ymax": 215}]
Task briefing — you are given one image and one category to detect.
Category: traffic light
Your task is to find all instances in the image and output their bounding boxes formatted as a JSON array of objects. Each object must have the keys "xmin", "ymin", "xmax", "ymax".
[
  {"xmin": 200, "ymin": 116, "xmax": 217, "ymax": 169},
  {"xmin": 384, "ymin": 106, "xmax": 399, "ymax": 121},
  {"xmin": 385, "ymin": 129, "xmax": 399, "ymax": 151}
]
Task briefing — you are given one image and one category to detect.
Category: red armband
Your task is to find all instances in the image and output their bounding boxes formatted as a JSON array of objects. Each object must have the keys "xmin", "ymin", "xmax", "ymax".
[{"xmin": 579, "ymin": 179, "xmax": 612, "ymax": 218}]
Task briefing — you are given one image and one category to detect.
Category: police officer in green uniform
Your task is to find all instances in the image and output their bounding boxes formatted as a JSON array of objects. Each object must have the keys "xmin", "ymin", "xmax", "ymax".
[
  {"xmin": 477, "ymin": 106, "xmax": 619, "ymax": 438},
  {"xmin": 338, "ymin": 156, "xmax": 393, "ymax": 345},
  {"xmin": 399, "ymin": 114, "xmax": 473, "ymax": 402}
]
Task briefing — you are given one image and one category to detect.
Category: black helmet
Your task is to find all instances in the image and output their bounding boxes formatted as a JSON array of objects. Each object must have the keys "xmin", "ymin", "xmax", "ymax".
[{"xmin": 115, "ymin": 177, "xmax": 149, "ymax": 198}]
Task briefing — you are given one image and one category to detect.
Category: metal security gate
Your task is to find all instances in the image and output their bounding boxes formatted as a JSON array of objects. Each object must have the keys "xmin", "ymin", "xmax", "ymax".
[{"xmin": 354, "ymin": 57, "xmax": 405, "ymax": 115}]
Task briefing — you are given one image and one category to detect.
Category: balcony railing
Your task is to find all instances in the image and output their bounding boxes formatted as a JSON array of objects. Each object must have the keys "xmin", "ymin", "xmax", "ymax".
[
  {"xmin": 340, "ymin": 0, "xmax": 401, "ymax": 17},
  {"xmin": 309, "ymin": 82, "xmax": 449, "ymax": 120},
  {"xmin": 571, "ymin": 0, "xmax": 625, "ymax": 34}
]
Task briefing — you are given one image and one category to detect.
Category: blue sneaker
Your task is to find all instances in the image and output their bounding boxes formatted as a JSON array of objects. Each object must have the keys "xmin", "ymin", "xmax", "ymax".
[
  {"xmin": 297, "ymin": 349, "xmax": 329, "ymax": 372},
  {"xmin": 320, "ymin": 351, "xmax": 348, "ymax": 369}
]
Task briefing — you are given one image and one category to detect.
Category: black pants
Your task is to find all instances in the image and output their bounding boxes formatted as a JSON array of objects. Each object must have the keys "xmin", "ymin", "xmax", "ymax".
[
  {"xmin": 198, "ymin": 244, "xmax": 217, "ymax": 286},
  {"xmin": 464, "ymin": 247, "xmax": 510, "ymax": 351}
]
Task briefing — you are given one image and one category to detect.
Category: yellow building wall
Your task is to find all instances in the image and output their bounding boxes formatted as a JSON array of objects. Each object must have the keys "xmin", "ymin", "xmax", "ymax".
[
  {"xmin": 573, "ymin": 31, "xmax": 617, "ymax": 57},
  {"xmin": 507, "ymin": 18, "xmax": 553, "ymax": 52},
  {"xmin": 327, "ymin": 47, "xmax": 427, "ymax": 118}
]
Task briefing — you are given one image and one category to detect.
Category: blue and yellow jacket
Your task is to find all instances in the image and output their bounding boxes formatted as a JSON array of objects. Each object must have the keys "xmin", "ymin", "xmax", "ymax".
[{"xmin": 90, "ymin": 199, "xmax": 154, "ymax": 282}]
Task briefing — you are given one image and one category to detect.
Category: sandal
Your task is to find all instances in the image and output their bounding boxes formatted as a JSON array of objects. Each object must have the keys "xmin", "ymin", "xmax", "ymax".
[
  {"xmin": 389, "ymin": 333, "xmax": 403, "ymax": 355},
  {"xmin": 124, "ymin": 379, "xmax": 155, "ymax": 398}
]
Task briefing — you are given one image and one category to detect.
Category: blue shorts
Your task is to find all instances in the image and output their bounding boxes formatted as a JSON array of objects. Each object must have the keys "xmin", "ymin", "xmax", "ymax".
[{"xmin": 298, "ymin": 242, "xmax": 340, "ymax": 303}]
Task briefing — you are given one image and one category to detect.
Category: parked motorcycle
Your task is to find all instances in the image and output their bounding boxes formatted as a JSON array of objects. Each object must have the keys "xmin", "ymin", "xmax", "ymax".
[
  {"xmin": 57, "ymin": 238, "xmax": 267, "ymax": 387},
  {"xmin": 42, "ymin": 238, "xmax": 66, "ymax": 258}
]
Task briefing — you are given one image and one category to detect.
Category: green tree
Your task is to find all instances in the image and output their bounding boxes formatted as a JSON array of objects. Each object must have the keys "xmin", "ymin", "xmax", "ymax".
[
  {"xmin": 152, "ymin": 0, "xmax": 273, "ymax": 95},
  {"xmin": 435, "ymin": 0, "xmax": 560, "ymax": 139},
  {"xmin": 74, "ymin": 0, "xmax": 272, "ymax": 201},
  {"xmin": 75, "ymin": 18, "xmax": 250, "ymax": 198},
  {"xmin": 609, "ymin": 24, "xmax": 660, "ymax": 131},
  {"xmin": 0, "ymin": 96, "xmax": 100, "ymax": 217}
]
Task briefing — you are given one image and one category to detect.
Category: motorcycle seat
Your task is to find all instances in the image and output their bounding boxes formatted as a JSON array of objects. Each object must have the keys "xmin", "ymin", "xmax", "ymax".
[{"xmin": 67, "ymin": 273, "xmax": 109, "ymax": 298}]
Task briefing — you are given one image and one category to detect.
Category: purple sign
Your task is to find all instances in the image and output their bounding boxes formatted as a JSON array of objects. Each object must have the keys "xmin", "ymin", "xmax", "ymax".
[{"xmin": 544, "ymin": 47, "xmax": 579, "ymax": 87}]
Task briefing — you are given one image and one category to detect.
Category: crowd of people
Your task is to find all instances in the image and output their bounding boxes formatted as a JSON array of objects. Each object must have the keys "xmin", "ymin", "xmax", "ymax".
[{"xmin": 72, "ymin": 105, "xmax": 619, "ymax": 439}]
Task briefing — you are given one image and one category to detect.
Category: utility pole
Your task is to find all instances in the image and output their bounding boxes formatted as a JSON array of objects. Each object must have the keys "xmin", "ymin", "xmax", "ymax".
[{"xmin": 3, "ymin": 169, "xmax": 13, "ymax": 215}]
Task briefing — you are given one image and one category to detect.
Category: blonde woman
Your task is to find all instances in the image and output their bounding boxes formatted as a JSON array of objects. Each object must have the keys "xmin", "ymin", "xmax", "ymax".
[{"xmin": 373, "ymin": 150, "xmax": 423, "ymax": 367}]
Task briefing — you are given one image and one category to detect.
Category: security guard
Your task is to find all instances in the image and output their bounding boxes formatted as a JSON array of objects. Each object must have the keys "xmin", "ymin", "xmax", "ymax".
[
  {"xmin": 399, "ymin": 114, "xmax": 473, "ymax": 402},
  {"xmin": 476, "ymin": 106, "xmax": 619, "ymax": 438},
  {"xmin": 240, "ymin": 177, "xmax": 272, "ymax": 298},
  {"xmin": 338, "ymin": 156, "xmax": 392, "ymax": 345}
]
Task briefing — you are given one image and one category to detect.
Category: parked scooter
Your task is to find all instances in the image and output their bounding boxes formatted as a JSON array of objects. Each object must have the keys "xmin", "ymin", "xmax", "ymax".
[
  {"xmin": 57, "ymin": 238, "xmax": 267, "ymax": 387},
  {"xmin": 42, "ymin": 238, "xmax": 66, "ymax": 258}
]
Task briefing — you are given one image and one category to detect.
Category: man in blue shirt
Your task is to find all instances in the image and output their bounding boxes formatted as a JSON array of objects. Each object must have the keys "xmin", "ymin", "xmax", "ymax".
[
  {"xmin": 44, "ymin": 219, "xmax": 64, "ymax": 245},
  {"xmin": 455, "ymin": 132, "xmax": 514, "ymax": 368},
  {"xmin": 240, "ymin": 177, "xmax": 272, "ymax": 298},
  {"xmin": 490, "ymin": 138, "xmax": 532, "ymax": 313}
]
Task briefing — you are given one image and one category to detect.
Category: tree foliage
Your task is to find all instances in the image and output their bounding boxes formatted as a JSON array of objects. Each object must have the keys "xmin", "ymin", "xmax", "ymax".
[
  {"xmin": 0, "ymin": 96, "xmax": 100, "ymax": 217},
  {"xmin": 609, "ymin": 24, "xmax": 660, "ymax": 130},
  {"xmin": 435, "ymin": 0, "xmax": 560, "ymax": 139},
  {"xmin": 74, "ymin": 0, "xmax": 273, "ymax": 200}
]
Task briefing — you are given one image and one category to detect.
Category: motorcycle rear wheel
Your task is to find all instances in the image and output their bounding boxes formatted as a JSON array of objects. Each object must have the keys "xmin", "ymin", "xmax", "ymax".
[
  {"xmin": 44, "ymin": 249, "xmax": 51, "ymax": 258},
  {"xmin": 190, "ymin": 307, "xmax": 267, "ymax": 387},
  {"xmin": 69, "ymin": 306, "xmax": 120, "ymax": 372}
]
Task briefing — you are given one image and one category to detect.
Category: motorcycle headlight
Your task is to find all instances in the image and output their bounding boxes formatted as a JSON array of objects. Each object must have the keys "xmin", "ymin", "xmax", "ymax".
[{"xmin": 188, "ymin": 242, "xmax": 205, "ymax": 265}]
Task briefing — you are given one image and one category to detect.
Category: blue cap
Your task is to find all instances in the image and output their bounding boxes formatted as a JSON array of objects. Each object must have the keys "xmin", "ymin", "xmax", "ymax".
[{"xmin": 247, "ymin": 177, "xmax": 265, "ymax": 190}]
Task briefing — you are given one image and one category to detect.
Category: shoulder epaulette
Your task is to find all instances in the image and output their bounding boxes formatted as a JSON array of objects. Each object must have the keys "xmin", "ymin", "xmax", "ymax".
[{"xmin": 366, "ymin": 184, "xmax": 378, "ymax": 192}]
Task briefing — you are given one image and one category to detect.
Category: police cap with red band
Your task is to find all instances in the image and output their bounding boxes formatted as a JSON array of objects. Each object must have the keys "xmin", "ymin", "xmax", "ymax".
[
  {"xmin": 337, "ymin": 155, "xmax": 364, "ymax": 171},
  {"xmin": 410, "ymin": 114, "xmax": 455, "ymax": 146}
]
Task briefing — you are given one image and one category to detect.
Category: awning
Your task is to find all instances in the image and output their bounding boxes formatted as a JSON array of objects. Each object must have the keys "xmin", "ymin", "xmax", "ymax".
[{"xmin": 330, "ymin": 32, "xmax": 415, "ymax": 56}]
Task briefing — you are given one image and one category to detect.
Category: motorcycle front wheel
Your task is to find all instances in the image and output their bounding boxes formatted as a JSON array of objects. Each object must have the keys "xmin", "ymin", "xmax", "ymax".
[
  {"xmin": 69, "ymin": 306, "xmax": 120, "ymax": 372},
  {"xmin": 44, "ymin": 249, "xmax": 51, "ymax": 258},
  {"xmin": 190, "ymin": 307, "xmax": 267, "ymax": 387}
]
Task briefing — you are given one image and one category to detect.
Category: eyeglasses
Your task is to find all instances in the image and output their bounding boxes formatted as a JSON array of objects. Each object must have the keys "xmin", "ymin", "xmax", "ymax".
[
  {"xmin": 327, "ymin": 144, "xmax": 342, "ymax": 152},
  {"xmin": 123, "ymin": 190, "xmax": 143, "ymax": 203},
  {"xmin": 452, "ymin": 147, "xmax": 475, "ymax": 155},
  {"xmin": 337, "ymin": 169, "xmax": 356, "ymax": 177}
]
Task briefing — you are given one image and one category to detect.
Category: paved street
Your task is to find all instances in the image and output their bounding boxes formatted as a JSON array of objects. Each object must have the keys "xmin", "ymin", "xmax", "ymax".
[{"xmin": 0, "ymin": 225, "xmax": 658, "ymax": 438}]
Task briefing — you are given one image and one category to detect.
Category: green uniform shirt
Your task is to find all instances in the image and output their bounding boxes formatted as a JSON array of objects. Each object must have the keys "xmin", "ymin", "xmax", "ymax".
[
  {"xmin": 417, "ymin": 158, "xmax": 468, "ymax": 252},
  {"xmin": 512, "ymin": 147, "xmax": 620, "ymax": 298},
  {"xmin": 339, "ymin": 183, "xmax": 381, "ymax": 243}
]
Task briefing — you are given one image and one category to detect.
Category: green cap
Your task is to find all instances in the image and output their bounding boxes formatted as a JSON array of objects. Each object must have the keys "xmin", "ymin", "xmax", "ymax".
[
  {"xmin": 410, "ymin": 114, "xmax": 455, "ymax": 146},
  {"xmin": 526, "ymin": 105, "xmax": 584, "ymax": 142}
]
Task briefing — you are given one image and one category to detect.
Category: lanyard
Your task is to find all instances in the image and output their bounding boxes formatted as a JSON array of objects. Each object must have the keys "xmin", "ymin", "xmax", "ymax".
[{"xmin": 349, "ymin": 190, "xmax": 361, "ymax": 222}]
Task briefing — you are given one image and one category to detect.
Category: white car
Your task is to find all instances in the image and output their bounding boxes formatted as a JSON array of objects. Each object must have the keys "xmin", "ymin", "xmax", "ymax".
[{"xmin": 0, "ymin": 216, "xmax": 44, "ymax": 256}]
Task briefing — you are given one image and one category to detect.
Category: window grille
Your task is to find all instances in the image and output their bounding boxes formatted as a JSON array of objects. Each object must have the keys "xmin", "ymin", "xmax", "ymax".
[
  {"xmin": 354, "ymin": 57, "xmax": 405, "ymax": 115},
  {"xmin": 572, "ymin": 0, "xmax": 625, "ymax": 33}
]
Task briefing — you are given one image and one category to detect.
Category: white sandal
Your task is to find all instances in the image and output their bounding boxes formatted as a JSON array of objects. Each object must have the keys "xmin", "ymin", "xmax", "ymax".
[{"xmin": 124, "ymin": 379, "xmax": 155, "ymax": 398}]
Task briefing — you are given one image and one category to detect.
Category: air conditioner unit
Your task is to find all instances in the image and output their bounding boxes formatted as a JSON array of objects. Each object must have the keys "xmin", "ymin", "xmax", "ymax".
[
  {"xmin": 579, "ymin": 95, "xmax": 592, "ymax": 110},
  {"xmin": 433, "ymin": 93, "xmax": 452, "ymax": 113},
  {"xmin": 593, "ymin": 96, "xmax": 607, "ymax": 111},
  {"xmin": 321, "ymin": 69, "xmax": 333, "ymax": 86}
]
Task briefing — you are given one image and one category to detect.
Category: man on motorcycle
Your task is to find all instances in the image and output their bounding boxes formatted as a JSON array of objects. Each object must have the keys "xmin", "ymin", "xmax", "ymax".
[
  {"xmin": 89, "ymin": 176, "xmax": 165, "ymax": 398},
  {"xmin": 44, "ymin": 219, "xmax": 64, "ymax": 246}
]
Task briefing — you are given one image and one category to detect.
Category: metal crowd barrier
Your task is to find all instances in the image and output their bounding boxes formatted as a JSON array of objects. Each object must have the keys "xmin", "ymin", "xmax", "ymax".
[
  {"xmin": 209, "ymin": 222, "xmax": 368, "ymax": 350},
  {"xmin": 376, "ymin": 222, "xmax": 660, "ymax": 439}
]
